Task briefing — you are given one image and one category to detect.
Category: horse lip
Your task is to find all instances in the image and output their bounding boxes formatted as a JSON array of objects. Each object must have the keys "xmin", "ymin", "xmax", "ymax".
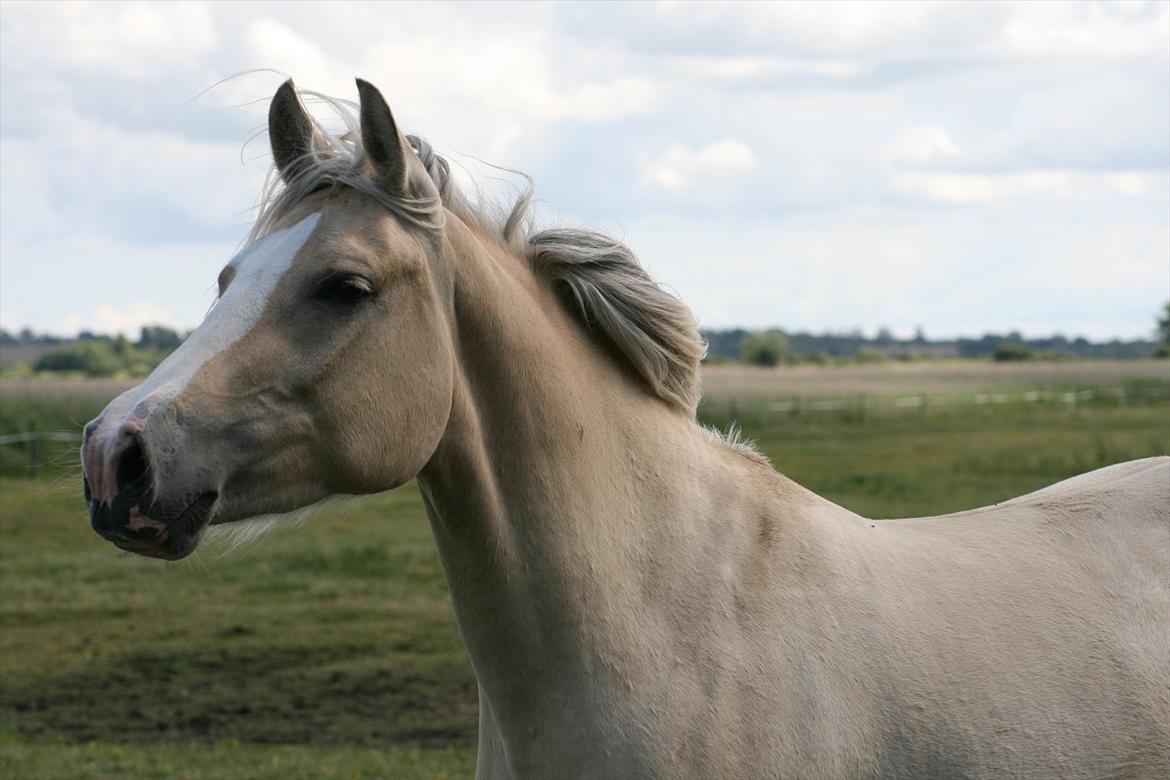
[
  {"xmin": 113, "ymin": 492, "xmax": 217, "ymax": 561},
  {"xmin": 114, "ymin": 530, "xmax": 174, "ymax": 559}
]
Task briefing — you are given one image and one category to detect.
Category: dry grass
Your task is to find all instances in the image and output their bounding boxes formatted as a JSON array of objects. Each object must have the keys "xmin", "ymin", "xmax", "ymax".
[
  {"xmin": 699, "ymin": 359, "xmax": 1170, "ymax": 399},
  {"xmin": 4, "ymin": 360, "xmax": 1167, "ymax": 404},
  {"xmin": 0, "ymin": 377, "xmax": 137, "ymax": 399}
]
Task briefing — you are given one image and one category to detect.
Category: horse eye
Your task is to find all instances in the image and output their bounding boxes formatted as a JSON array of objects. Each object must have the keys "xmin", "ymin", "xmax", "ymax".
[{"xmin": 318, "ymin": 275, "xmax": 373, "ymax": 304}]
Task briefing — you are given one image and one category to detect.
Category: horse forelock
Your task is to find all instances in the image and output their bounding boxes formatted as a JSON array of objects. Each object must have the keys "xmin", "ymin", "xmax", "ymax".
[{"xmin": 252, "ymin": 86, "xmax": 705, "ymax": 416}]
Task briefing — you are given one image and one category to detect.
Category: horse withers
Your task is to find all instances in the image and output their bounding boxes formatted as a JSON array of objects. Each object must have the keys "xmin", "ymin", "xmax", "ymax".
[{"xmin": 82, "ymin": 78, "xmax": 1170, "ymax": 778}]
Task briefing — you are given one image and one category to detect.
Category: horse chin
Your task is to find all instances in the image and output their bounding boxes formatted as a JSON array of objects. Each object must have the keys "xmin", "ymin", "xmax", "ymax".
[{"xmin": 114, "ymin": 493, "xmax": 216, "ymax": 561}]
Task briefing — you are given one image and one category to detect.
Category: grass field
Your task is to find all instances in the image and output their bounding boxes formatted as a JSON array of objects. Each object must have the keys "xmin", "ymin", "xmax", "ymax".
[{"xmin": 1, "ymin": 361, "xmax": 1167, "ymax": 778}]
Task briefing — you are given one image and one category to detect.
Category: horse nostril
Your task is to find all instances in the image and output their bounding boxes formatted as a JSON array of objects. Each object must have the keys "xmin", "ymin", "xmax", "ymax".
[
  {"xmin": 89, "ymin": 435, "xmax": 156, "ymax": 544},
  {"xmin": 116, "ymin": 436, "xmax": 150, "ymax": 499}
]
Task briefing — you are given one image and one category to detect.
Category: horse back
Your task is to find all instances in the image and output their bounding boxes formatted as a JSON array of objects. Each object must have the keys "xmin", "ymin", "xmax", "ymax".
[{"xmin": 867, "ymin": 456, "xmax": 1169, "ymax": 777}]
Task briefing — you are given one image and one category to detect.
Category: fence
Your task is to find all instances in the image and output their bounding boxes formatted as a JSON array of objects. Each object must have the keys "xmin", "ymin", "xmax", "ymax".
[
  {"xmin": 0, "ymin": 429, "xmax": 81, "ymax": 476},
  {"xmin": 3, "ymin": 385, "xmax": 1168, "ymax": 475},
  {"xmin": 759, "ymin": 388, "xmax": 1106, "ymax": 414}
]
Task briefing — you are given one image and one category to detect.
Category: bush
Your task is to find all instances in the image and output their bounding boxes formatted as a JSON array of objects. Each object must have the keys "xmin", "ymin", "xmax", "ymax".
[
  {"xmin": 853, "ymin": 349, "xmax": 888, "ymax": 364},
  {"xmin": 34, "ymin": 342, "xmax": 123, "ymax": 377},
  {"xmin": 739, "ymin": 330, "xmax": 789, "ymax": 367},
  {"xmin": 701, "ymin": 352, "xmax": 735, "ymax": 366},
  {"xmin": 993, "ymin": 341, "xmax": 1034, "ymax": 362},
  {"xmin": 137, "ymin": 325, "xmax": 183, "ymax": 352},
  {"xmin": 29, "ymin": 324, "xmax": 184, "ymax": 378}
]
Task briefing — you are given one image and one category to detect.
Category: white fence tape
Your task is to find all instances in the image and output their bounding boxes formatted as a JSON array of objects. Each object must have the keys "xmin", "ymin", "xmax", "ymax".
[
  {"xmin": 0, "ymin": 431, "xmax": 80, "ymax": 446},
  {"xmin": 3, "ymin": 386, "xmax": 1165, "ymax": 445}
]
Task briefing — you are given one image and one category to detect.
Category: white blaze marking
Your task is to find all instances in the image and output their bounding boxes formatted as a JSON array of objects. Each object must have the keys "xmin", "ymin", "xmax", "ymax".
[
  {"xmin": 82, "ymin": 214, "xmax": 321, "ymax": 502},
  {"xmin": 138, "ymin": 213, "xmax": 321, "ymax": 400}
]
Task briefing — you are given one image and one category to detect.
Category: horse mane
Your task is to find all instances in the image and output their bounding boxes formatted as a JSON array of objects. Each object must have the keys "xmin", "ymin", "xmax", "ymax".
[
  {"xmin": 252, "ymin": 89, "xmax": 706, "ymax": 414},
  {"xmin": 527, "ymin": 230, "xmax": 705, "ymax": 412}
]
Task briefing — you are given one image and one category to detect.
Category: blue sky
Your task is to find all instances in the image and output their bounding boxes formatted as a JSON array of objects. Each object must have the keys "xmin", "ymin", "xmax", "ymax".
[{"xmin": 1, "ymin": 1, "xmax": 1167, "ymax": 340}]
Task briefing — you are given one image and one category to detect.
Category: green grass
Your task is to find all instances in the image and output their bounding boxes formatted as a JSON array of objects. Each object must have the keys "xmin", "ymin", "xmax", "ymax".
[
  {"xmin": 1, "ymin": 364, "xmax": 1168, "ymax": 777},
  {"xmin": 0, "ymin": 482, "xmax": 477, "ymax": 778},
  {"xmin": 0, "ymin": 394, "xmax": 107, "ymax": 476},
  {"xmin": 0, "ymin": 732, "xmax": 474, "ymax": 780},
  {"xmin": 699, "ymin": 399, "xmax": 1170, "ymax": 517}
]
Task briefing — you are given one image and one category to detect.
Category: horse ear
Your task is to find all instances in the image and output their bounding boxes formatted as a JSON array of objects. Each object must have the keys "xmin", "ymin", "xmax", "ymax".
[
  {"xmin": 355, "ymin": 78, "xmax": 410, "ymax": 195},
  {"xmin": 269, "ymin": 79, "xmax": 318, "ymax": 184}
]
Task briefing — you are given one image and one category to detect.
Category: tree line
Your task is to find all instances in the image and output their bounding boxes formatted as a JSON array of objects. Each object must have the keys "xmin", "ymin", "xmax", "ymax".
[
  {"xmin": 1, "ymin": 326, "xmax": 185, "ymax": 377},
  {"xmin": 3, "ymin": 302, "xmax": 1168, "ymax": 376},
  {"xmin": 713, "ymin": 303, "xmax": 1170, "ymax": 366}
]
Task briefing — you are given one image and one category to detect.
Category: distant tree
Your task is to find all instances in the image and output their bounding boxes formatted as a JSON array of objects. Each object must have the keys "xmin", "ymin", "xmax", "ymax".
[
  {"xmin": 739, "ymin": 329, "xmax": 789, "ymax": 367},
  {"xmin": 700, "ymin": 352, "xmax": 735, "ymax": 366},
  {"xmin": 34, "ymin": 342, "xmax": 122, "ymax": 377},
  {"xmin": 875, "ymin": 327, "xmax": 894, "ymax": 344},
  {"xmin": 0, "ymin": 328, "xmax": 14, "ymax": 345},
  {"xmin": 853, "ymin": 348, "xmax": 888, "ymax": 364},
  {"xmin": 993, "ymin": 340, "xmax": 1033, "ymax": 362},
  {"xmin": 137, "ymin": 325, "xmax": 183, "ymax": 352},
  {"xmin": 112, "ymin": 334, "xmax": 132, "ymax": 356}
]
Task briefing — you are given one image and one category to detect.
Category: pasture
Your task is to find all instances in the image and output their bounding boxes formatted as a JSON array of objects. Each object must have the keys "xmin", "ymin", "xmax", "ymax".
[{"xmin": 1, "ymin": 361, "xmax": 1167, "ymax": 778}]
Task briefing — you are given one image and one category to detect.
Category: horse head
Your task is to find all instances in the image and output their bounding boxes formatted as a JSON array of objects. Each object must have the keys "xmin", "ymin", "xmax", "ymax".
[{"xmin": 81, "ymin": 79, "xmax": 457, "ymax": 559}]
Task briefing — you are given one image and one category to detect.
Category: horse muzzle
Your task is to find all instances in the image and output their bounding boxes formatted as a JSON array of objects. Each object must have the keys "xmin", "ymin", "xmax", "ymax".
[{"xmin": 82, "ymin": 404, "xmax": 217, "ymax": 561}]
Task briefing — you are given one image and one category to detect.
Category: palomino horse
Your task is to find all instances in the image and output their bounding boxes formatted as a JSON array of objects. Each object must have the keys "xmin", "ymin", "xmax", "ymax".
[{"xmin": 82, "ymin": 79, "xmax": 1168, "ymax": 779}]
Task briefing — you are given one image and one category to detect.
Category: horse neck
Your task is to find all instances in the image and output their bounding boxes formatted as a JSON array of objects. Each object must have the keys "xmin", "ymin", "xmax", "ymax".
[{"xmin": 415, "ymin": 217, "xmax": 708, "ymax": 703}]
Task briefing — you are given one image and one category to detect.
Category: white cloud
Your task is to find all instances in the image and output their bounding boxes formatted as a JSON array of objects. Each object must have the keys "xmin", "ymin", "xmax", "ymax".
[
  {"xmin": 671, "ymin": 54, "xmax": 864, "ymax": 83},
  {"xmin": 891, "ymin": 169, "xmax": 1166, "ymax": 204},
  {"xmin": 1001, "ymin": 1, "xmax": 1170, "ymax": 58},
  {"xmin": 362, "ymin": 35, "xmax": 660, "ymax": 126},
  {"xmin": 576, "ymin": 1, "xmax": 1168, "ymax": 63},
  {"xmin": 0, "ymin": 104, "xmax": 264, "ymax": 247},
  {"xmin": 245, "ymin": 18, "xmax": 351, "ymax": 97},
  {"xmin": 0, "ymin": 1, "xmax": 1166, "ymax": 340},
  {"xmin": 893, "ymin": 126, "xmax": 960, "ymax": 166},
  {"xmin": 642, "ymin": 140, "xmax": 756, "ymax": 192},
  {"xmin": 630, "ymin": 202, "xmax": 1168, "ymax": 340},
  {"xmin": 61, "ymin": 300, "xmax": 182, "ymax": 338},
  {"xmin": 6, "ymin": 2, "xmax": 218, "ymax": 77}
]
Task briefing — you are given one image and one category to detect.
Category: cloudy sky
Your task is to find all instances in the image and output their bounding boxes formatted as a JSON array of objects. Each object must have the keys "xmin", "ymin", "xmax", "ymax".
[{"xmin": 1, "ymin": 1, "xmax": 1167, "ymax": 340}]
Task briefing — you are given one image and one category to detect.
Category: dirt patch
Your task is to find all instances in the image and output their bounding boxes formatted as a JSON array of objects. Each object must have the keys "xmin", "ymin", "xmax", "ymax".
[{"xmin": 0, "ymin": 639, "xmax": 478, "ymax": 747}]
